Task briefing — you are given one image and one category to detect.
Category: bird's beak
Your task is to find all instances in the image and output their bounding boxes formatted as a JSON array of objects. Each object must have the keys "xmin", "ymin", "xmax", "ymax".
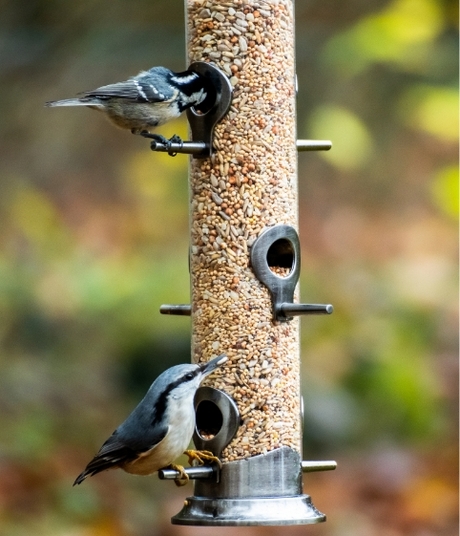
[{"xmin": 199, "ymin": 354, "xmax": 228, "ymax": 376}]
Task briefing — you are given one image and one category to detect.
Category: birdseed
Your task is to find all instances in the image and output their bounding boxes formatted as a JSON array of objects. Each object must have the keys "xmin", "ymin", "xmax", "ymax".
[{"xmin": 186, "ymin": 0, "xmax": 300, "ymax": 462}]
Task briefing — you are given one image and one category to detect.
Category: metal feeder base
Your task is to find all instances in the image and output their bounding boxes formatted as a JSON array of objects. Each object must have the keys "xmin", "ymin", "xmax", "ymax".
[
  {"xmin": 171, "ymin": 447, "xmax": 326, "ymax": 526},
  {"xmin": 172, "ymin": 494, "xmax": 325, "ymax": 526}
]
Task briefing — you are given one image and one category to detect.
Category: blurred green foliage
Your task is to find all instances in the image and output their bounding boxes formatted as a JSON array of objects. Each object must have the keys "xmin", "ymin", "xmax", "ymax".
[{"xmin": 0, "ymin": 0, "xmax": 457, "ymax": 534}]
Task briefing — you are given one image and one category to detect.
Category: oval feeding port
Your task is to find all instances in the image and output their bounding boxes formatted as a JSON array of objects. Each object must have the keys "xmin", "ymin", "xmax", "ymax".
[
  {"xmin": 196, "ymin": 400, "xmax": 223, "ymax": 440},
  {"xmin": 267, "ymin": 238, "xmax": 294, "ymax": 277},
  {"xmin": 186, "ymin": 61, "xmax": 233, "ymax": 158},
  {"xmin": 193, "ymin": 387, "xmax": 240, "ymax": 456},
  {"xmin": 250, "ymin": 225, "xmax": 301, "ymax": 321}
]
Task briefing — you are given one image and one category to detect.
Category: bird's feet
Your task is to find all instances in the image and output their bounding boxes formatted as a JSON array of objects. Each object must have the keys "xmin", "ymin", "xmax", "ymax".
[
  {"xmin": 139, "ymin": 131, "xmax": 169, "ymax": 143},
  {"xmin": 168, "ymin": 463, "xmax": 190, "ymax": 487},
  {"xmin": 139, "ymin": 131, "xmax": 183, "ymax": 156},
  {"xmin": 184, "ymin": 449, "xmax": 223, "ymax": 469}
]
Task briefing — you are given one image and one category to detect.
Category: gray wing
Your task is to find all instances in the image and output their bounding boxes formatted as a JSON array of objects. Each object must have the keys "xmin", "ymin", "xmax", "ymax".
[
  {"xmin": 80, "ymin": 78, "xmax": 173, "ymax": 103},
  {"xmin": 73, "ymin": 423, "xmax": 168, "ymax": 485}
]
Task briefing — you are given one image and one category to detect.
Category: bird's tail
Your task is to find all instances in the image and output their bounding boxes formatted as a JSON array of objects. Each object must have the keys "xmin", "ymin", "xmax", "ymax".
[
  {"xmin": 45, "ymin": 98, "xmax": 100, "ymax": 108},
  {"xmin": 73, "ymin": 458, "xmax": 118, "ymax": 486},
  {"xmin": 73, "ymin": 445, "xmax": 135, "ymax": 485},
  {"xmin": 73, "ymin": 469, "xmax": 91, "ymax": 486}
]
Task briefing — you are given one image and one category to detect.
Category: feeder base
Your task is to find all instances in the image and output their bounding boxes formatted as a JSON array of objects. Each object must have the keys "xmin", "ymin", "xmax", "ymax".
[{"xmin": 172, "ymin": 494, "xmax": 326, "ymax": 526}]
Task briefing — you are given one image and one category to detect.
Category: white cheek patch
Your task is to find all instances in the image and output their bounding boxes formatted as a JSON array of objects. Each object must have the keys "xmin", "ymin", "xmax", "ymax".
[
  {"xmin": 171, "ymin": 73, "xmax": 198, "ymax": 85},
  {"xmin": 186, "ymin": 89, "xmax": 206, "ymax": 105}
]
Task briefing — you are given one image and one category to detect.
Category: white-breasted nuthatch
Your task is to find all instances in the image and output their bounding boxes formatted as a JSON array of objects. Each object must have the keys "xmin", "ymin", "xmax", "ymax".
[
  {"xmin": 74, "ymin": 354, "xmax": 227, "ymax": 486},
  {"xmin": 45, "ymin": 66, "xmax": 213, "ymax": 143}
]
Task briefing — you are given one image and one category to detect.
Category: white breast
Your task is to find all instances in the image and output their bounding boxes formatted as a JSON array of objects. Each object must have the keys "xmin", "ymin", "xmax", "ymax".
[{"xmin": 123, "ymin": 395, "xmax": 196, "ymax": 476}]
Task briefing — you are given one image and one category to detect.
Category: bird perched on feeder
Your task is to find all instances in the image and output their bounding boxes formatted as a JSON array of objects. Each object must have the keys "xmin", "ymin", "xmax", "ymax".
[
  {"xmin": 74, "ymin": 355, "xmax": 227, "ymax": 487},
  {"xmin": 45, "ymin": 66, "xmax": 214, "ymax": 148}
]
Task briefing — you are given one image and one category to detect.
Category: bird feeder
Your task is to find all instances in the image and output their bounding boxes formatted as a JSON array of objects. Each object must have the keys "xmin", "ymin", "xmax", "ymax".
[{"xmin": 157, "ymin": 0, "xmax": 336, "ymax": 526}]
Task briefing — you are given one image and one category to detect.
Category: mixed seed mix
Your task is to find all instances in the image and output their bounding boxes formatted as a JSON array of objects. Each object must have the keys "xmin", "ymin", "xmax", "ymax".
[{"xmin": 186, "ymin": 0, "xmax": 301, "ymax": 461}]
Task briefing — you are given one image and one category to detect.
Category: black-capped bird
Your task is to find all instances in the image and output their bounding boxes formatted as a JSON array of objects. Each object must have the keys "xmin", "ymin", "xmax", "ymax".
[{"xmin": 46, "ymin": 66, "xmax": 213, "ymax": 145}]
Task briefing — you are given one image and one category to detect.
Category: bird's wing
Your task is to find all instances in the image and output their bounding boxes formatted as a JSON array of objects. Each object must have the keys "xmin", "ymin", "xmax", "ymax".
[
  {"xmin": 80, "ymin": 78, "xmax": 173, "ymax": 103},
  {"xmin": 73, "ymin": 424, "xmax": 168, "ymax": 485}
]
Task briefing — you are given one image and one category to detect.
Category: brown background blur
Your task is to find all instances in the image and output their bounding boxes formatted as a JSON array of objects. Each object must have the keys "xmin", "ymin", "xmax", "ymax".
[{"xmin": 0, "ymin": 0, "xmax": 458, "ymax": 535}]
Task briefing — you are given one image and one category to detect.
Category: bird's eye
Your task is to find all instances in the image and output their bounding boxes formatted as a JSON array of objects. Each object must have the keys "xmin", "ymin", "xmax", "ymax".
[{"xmin": 185, "ymin": 372, "xmax": 194, "ymax": 381}]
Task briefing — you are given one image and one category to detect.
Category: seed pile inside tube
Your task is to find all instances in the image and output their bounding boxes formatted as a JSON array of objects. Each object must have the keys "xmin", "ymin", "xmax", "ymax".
[{"xmin": 186, "ymin": 0, "xmax": 300, "ymax": 462}]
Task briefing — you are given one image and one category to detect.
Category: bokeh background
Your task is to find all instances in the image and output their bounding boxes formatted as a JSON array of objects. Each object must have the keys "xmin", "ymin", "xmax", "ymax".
[{"xmin": 0, "ymin": 0, "xmax": 458, "ymax": 534}]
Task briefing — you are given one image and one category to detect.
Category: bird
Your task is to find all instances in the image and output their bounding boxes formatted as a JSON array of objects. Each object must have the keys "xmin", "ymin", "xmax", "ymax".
[
  {"xmin": 74, "ymin": 354, "xmax": 228, "ymax": 486},
  {"xmin": 45, "ymin": 66, "xmax": 214, "ymax": 147}
]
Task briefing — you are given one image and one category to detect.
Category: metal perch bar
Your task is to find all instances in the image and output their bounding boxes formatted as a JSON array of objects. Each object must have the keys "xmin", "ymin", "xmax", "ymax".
[
  {"xmin": 159, "ymin": 460, "xmax": 337, "ymax": 480},
  {"xmin": 302, "ymin": 461, "xmax": 337, "ymax": 472},
  {"xmin": 297, "ymin": 140, "xmax": 332, "ymax": 151},
  {"xmin": 160, "ymin": 304, "xmax": 192, "ymax": 316},
  {"xmin": 159, "ymin": 466, "xmax": 215, "ymax": 480},
  {"xmin": 279, "ymin": 303, "xmax": 334, "ymax": 316}
]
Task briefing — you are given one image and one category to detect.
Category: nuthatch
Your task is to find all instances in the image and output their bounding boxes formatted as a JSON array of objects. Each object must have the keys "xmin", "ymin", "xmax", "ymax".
[
  {"xmin": 45, "ymin": 66, "xmax": 214, "ymax": 147},
  {"xmin": 74, "ymin": 355, "xmax": 227, "ymax": 486}
]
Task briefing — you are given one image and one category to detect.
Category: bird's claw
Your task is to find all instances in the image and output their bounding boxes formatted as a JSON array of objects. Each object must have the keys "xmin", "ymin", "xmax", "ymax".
[
  {"xmin": 164, "ymin": 134, "xmax": 183, "ymax": 156},
  {"xmin": 166, "ymin": 134, "xmax": 183, "ymax": 156},
  {"xmin": 168, "ymin": 463, "xmax": 190, "ymax": 487},
  {"xmin": 184, "ymin": 449, "xmax": 223, "ymax": 469},
  {"xmin": 139, "ymin": 131, "xmax": 168, "ymax": 143},
  {"xmin": 164, "ymin": 450, "xmax": 221, "ymax": 486},
  {"xmin": 140, "ymin": 131, "xmax": 183, "ymax": 156}
]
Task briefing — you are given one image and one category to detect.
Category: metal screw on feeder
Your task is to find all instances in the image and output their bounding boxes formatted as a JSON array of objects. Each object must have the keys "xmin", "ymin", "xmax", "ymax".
[{"xmin": 157, "ymin": 0, "xmax": 336, "ymax": 527}]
